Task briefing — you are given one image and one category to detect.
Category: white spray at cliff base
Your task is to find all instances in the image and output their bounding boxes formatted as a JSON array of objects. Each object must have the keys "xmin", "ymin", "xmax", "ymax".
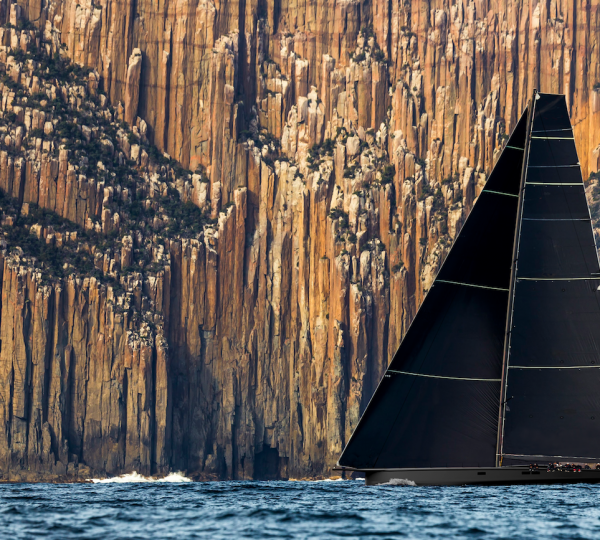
[{"xmin": 91, "ymin": 472, "xmax": 192, "ymax": 483}]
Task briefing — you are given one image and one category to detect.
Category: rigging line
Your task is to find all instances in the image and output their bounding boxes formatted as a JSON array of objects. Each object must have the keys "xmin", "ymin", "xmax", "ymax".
[
  {"xmin": 387, "ymin": 370, "xmax": 501, "ymax": 382},
  {"xmin": 436, "ymin": 279, "xmax": 509, "ymax": 292},
  {"xmin": 482, "ymin": 190, "xmax": 518, "ymax": 198},
  {"xmin": 509, "ymin": 365, "xmax": 600, "ymax": 369},
  {"xmin": 505, "ymin": 146, "xmax": 524, "ymax": 151}
]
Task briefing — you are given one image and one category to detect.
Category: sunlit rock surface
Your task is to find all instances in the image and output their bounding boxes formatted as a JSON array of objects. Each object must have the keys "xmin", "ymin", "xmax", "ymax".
[{"xmin": 1, "ymin": 0, "xmax": 600, "ymax": 480}]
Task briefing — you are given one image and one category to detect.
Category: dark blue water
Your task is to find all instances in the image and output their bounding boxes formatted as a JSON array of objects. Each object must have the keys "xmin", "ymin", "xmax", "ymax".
[{"xmin": 1, "ymin": 479, "xmax": 600, "ymax": 539}]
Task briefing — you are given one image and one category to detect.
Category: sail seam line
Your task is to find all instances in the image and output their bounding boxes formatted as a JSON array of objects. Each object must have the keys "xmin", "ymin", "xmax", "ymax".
[
  {"xmin": 436, "ymin": 280, "xmax": 509, "ymax": 292},
  {"xmin": 528, "ymin": 165, "xmax": 580, "ymax": 168},
  {"xmin": 526, "ymin": 182, "xmax": 582, "ymax": 185},
  {"xmin": 517, "ymin": 277, "xmax": 600, "ymax": 281},
  {"xmin": 387, "ymin": 370, "xmax": 501, "ymax": 382},
  {"xmin": 482, "ymin": 190, "xmax": 519, "ymax": 198},
  {"xmin": 531, "ymin": 136, "xmax": 575, "ymax": 140},
  {"xmin": 510, "ymin": 365, "xmax": 600, "ymax": 369},
  {"xmin": 522, "ymin": 218, "xmax": 590, "ymax": 221}
]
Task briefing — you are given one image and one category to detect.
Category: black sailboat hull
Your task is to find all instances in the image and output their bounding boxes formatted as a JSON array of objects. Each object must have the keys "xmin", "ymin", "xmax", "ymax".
[{"xmin": 364, "ymin": 467, "xmax": 600, "ymax": 486}]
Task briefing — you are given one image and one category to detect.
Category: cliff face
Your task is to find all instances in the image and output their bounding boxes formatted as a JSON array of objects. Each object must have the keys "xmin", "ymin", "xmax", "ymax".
[
  {"xmin": 30, "ymin": 0, "xmax": 600, "ymax": 176},
  {"xmin": 0, "ymin": 0, "xmax": 599, "ymax": 481}
]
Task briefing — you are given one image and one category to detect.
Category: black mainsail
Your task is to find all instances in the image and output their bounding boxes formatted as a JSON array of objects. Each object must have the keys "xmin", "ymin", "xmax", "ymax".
[
  {"xmin": 500, "ymin": 94, "xmax": 600, "ymax": 465},
  {"xmin": 339, "ymin": 92, "xmax": 600, "ymax": 476}
]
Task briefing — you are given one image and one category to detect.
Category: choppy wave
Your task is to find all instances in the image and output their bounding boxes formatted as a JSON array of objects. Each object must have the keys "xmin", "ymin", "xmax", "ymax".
[
  {"xmin": 320, "ymin": 477, "xmax": 346, "ymax": 482},
  {"xmin": 288, "ymin": 477, "xmax": 348, "ymax": 482},
  {"xmin": 90, "ymin": 471, "xmax": 192, "ymax": 483},
  {"xmin": 381, "ymin": 478, "xmax": 417, "ymax": 486},
  {"xmin": 2, "ymin": 480, "xmax": 600, "ymax": 539}
]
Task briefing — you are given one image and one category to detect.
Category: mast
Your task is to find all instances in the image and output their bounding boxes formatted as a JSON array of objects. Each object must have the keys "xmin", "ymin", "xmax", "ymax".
[{"xmin": 495, "ymin": 90, "xmax": 537, "ymax": 467}]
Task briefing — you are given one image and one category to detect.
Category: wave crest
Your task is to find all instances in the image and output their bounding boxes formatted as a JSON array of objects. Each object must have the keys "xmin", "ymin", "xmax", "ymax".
[{"xmin": 90, "ymin": 471, "xmax": 192, "ymax": 483}]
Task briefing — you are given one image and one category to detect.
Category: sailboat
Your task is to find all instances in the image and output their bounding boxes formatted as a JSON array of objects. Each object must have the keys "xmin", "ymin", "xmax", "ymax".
[{"xmin": 337, "ymin": 91, "xmax": 600, "ymax": 486}]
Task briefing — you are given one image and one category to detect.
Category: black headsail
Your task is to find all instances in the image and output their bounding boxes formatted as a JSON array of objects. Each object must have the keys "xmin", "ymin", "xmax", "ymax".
[
  {"xmin": 499, "ymin": 93, "xmax": 600, "ymax": 465},
  {"xmin": 338, "ymin": 110, "xmax": 529, "ymax": 469}
]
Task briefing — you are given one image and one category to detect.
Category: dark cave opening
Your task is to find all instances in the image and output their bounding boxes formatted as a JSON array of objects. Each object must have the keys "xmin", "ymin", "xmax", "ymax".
[{"xmin": 254, "ymin": 446, "xmax": 280, "ymax": 480}]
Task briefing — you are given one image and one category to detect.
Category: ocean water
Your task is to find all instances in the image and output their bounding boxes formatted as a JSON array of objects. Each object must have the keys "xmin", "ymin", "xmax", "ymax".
[{"xmin": 1, "ymin": 477, "xmax": 600, "ymax": 539}]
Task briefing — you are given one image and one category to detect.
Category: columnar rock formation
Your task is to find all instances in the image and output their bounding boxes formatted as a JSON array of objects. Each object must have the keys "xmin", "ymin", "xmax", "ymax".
[
  {"xmin": 0, "ymin": 0, "xmax": 599, "ymax": 480},
  {"xmin": 16, "ymin": 0, "xmax": 600, "ymax": 176}
]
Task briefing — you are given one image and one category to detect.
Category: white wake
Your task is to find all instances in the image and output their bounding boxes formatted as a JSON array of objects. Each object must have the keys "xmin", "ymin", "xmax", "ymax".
[
  {"xmin": 90, "ymin": 471, "xmax": 192, "ymax": 483},
  {"xmin": 380, "ymin": 478, "xmax": 417, "ymax": 487}
]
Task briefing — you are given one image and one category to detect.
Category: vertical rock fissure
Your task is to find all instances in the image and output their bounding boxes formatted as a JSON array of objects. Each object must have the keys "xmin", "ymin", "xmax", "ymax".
[{"xmin": 42, "ymin": 291, "xmax": 55, "ymax": 427}]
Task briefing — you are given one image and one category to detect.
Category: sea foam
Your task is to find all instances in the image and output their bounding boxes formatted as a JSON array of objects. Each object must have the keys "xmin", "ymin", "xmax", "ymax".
[
  {"xmin": 381, "ymin": 478, "xmax": 417, "ymax": 487},
  {"xmin": 91, "ymin": 471, "xmax": 192, "ymax": 483}
]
